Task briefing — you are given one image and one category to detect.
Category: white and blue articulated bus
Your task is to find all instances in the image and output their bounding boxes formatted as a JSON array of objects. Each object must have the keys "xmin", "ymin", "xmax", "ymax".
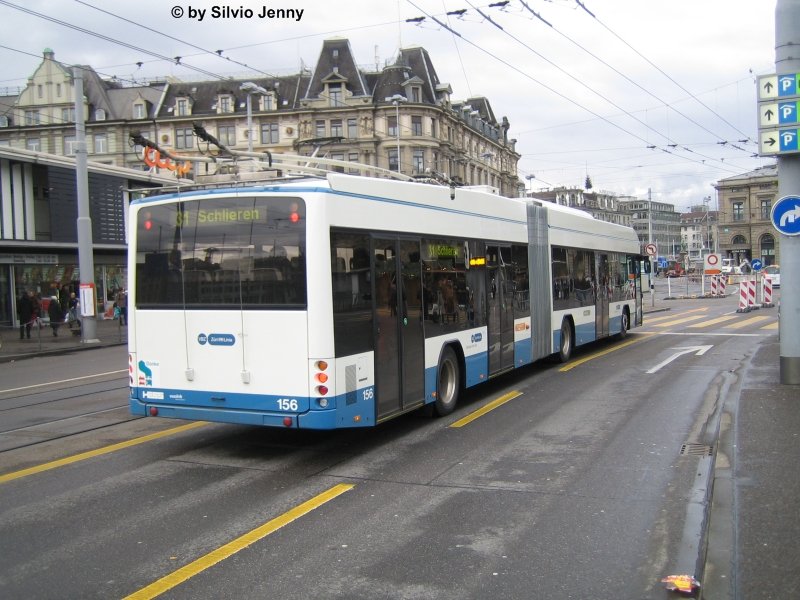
[{"xmin": 128, "ymin": 173, "xmax": 645, "ymax": 429}]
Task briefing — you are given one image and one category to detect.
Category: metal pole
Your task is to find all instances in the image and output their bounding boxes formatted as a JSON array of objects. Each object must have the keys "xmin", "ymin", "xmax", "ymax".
[
  {"xmin": 73, "ymin": 67, "xmax": 98, "ymax": 343},
  {"xmin": 648, "ymin": 189, "xmax": 654, "ymax": 307},
  {"xmin": 395, "ymin": 100, "xmax": 401, "ymax": 173},
  {"xmin": 246, "ymin": 93, "xmax": 253, "ymax": 153},
  {"xmin": 776, "ymin": 0, "xmax": 800, "ymax": 384}
]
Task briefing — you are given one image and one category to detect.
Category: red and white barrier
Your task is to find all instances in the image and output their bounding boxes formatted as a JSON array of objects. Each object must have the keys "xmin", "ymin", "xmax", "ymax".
[
  {"xmin": 710, "ymin": 276, "xmax": 718, "ymax": 297},
  {"xmin": 717, "ymin": 275, "xmax": 726, "ymax": 297},
  {"xmin": 762, "ymin": 276, "xmax": 774, "ymax": 308},
  {"xmin": 737, "ymin": 278, "xmax": 759, "ymax": 312}
]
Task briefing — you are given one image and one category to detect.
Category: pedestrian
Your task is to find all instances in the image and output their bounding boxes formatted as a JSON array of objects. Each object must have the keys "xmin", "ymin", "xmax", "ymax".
[
  {"xmin": 68, "ymin": 292, "xmax": 80, "ymax": 329},
  {"xmin": 48, "ymin": 295, "xmax": 64, "ymax": 336},
  {"xmin": 17, "ymin": 290, "xmax": 34, "ymax": 339},
  {"xmin": 115, "ymin": 288, "xmax": 127, "ymax": 325}
]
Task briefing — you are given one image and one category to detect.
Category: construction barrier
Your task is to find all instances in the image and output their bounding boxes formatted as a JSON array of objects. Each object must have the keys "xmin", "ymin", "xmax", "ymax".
[
  {"xmin": 762, "ymin": 276, "xmax": 774, "ymax": 308},
  {"xmin": 737, "ymin": 278, "xmax": 759, "ymax": 312},
  {"xmin": 710, "ymin": 275, "xmax": 718, "ymax": 297},
  {"xmin": 717, "ymin": 275, "xmax": 727, "ymax": 298}
]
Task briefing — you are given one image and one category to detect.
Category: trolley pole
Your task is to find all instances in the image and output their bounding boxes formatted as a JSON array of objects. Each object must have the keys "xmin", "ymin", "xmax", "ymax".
[
  {"xmin": 73, "ymin": 67, "xmax": 99, "ymax": 343},
  {"xmin": 776, "ymin": 0, "xmax": 800, "ymax": 384}
]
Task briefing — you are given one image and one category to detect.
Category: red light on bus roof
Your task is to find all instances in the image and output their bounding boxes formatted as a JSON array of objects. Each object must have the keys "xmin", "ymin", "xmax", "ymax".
[
  {"xmin": 144, "ymin": 220, "xmax": 152, "ymax": 230},
  {"xmin": 290, "ymin": 212, "xmax": 300, "ymax": 223}
]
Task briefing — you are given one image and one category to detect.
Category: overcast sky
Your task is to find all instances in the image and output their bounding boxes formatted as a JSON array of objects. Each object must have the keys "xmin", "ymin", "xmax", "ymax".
[{"xmin": 0, "ymin": 0, "xmax": 778, "ymax": 211}]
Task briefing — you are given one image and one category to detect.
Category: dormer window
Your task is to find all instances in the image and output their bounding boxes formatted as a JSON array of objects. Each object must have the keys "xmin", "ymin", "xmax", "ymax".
[
  {"xmin": 259, "ymin": 93, "xmax": 275, "ymax": 111},
  {"xmin": 175, "ymin": 98, "xmax": 191, "ymax": 117},
  {"xmin": 95, "ymin": 108, "xmax": 106, "ymax": 121},
  {"xmin": 0, "ymin": 116, "xmax": 9, "ymax": 127},
  {"xmin": 133, "ymin": 102, "xmax": 146, "ymax": 119},
  {"xmin": 410, "ymin": 86, "xmax": 421, "ymax": 103},
  {"xmin": 328, "ymin": 82, "xmax": 344, "ymax": 107},
  {"xmin": 218, "ymin": 95, "xmax": 234, "ymax": 114}
]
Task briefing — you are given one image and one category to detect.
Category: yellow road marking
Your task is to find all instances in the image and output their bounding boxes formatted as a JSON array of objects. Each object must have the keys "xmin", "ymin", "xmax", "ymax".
[
  {"xmin": 725, "ymin": 315, "xmax": 772, "ymax": 329},
  {"xmin": 653, "ymin": 314, "xmax": 708, "ymax": 328},
  {"xmin": 123, "ymin": 483, "xmax": 355, "ymax": 600},
  {"xmin": 644, "ymin": 307, "xmax": 709, "ymax": 324},
  {"xmin": 449, "ymin": 391, "xmax": 522, "ymax": 428},
  {"xmin": 0, "ymin": 421, "xmax": 207, "ymax": 485},
  {"xmin": 688, "ymin": 314, "xmax": 738, "ymax": 328},
  {"xmin": 559, "ymin": 333, "xmax": 654, "ymax": 372},
  {"xmin": 761, "ymin": 321, "xmax": 779, "ymax": 330}
]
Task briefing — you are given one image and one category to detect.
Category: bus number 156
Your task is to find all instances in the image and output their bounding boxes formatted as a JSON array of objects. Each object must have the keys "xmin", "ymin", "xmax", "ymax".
[{"xmin": 277, "ymin": 398, "xmax": 299, "ymax": 411}]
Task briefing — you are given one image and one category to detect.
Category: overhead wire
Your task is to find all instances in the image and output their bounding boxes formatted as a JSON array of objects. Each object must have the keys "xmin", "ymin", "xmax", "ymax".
[
  {"xmin": 574, "ymin": 0, "xmax": 753, "ymax": 142},
  {"xmin": 406, "ymin": 0, "xmax": 747, "ymax": 177}
]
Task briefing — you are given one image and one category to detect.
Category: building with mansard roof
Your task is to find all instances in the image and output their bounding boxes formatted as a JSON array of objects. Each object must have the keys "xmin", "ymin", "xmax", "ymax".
[{"xmin": 0, "ymin": 42, "xmax": 521, "ymax": 196}]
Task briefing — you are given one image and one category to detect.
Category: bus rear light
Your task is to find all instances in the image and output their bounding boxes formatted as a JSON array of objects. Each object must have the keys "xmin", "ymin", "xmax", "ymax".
[
  {"xmin": 315, "ymin": 373, "xmax": 328, "ymax": 383},
  {"xmin": 283, "ymin": 417, "xmax": 292, "ymax": 427},
  {"xmin": 316, "ymin": 360, "xmax": 328, "ymax": 371},
  {"xmin": 317, "ymin": 385, "xmax": 329, "ymax": 396},
  {"xmin": 318, "ymin": 398, "xmax": 329, "ymax": 409},
  {"xmin": 149, "ymin": 406, "xmax": 158, "ymax": 416}
]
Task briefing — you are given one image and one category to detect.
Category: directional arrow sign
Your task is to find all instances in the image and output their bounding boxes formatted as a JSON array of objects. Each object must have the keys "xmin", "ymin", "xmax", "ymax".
[
  {"xmin": 760, "ymin": 101, "xmax": 800, "ymax": 128},
  {"xmin": 646, "ymin": 345, "xmax": 713, "ymax": 374},
  {"xmin": 771, "ymin": 195, "xmax": 800, "ymax": 236},
  {"xmin": 759, "ymin": 128, "xmax": 800, "ymax": 155},
  {"xmin": 759, "ymin": 74, "xmax": 779, "ymax": 100}
]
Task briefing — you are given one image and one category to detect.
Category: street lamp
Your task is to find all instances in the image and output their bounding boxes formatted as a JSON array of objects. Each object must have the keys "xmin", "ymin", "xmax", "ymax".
[
  {"xmin": 240, "ymin": 81, "xmax": 268, "ymax": 152},
  {"xmin": 385, "ymin": 94, "xmax": 407, "ymax": 172}
]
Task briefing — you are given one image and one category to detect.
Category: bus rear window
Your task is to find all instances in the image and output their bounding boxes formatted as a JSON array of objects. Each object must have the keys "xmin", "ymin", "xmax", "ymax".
[{"xmin": 135, "ymin": 196, "xmax": 306, "ymax": 309}]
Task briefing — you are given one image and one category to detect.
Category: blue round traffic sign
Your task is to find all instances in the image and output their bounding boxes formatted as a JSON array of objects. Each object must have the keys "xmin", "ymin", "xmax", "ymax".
[
  {"xmin": 750, "ymin": 258, "xmax": 763, "ymax": 271},
  {"xmin": 771, "ymin": 195, "xmax": 800, "ymax": 236}
]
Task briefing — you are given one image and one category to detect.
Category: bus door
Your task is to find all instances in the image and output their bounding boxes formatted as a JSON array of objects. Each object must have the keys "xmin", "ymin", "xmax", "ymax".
[
  {"xmin": 595, "ymin": 252, "xmax": 610, "ymax": 338},
  {"xmin": 373, "ymin": 237, "xmax": 425, "ymax": 420},
  {"xmin": 487, "ymin": 245, "xmax": 515, "ymax": 374}
]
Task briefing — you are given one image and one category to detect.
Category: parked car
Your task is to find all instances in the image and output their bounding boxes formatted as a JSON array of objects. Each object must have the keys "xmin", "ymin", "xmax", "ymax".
[{"xmin": 764, "ymin": 265, "xmax": 780, "ymax": 288}]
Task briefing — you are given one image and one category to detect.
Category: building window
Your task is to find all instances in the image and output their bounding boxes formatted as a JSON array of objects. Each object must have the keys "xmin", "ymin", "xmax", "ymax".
[
  {"xmin": 133, "ymin": 103, "xmax": 146, "ymax": 119},
  {"xmin": 64, "ymin": 135, "xmax": 77, "ymax": 155},
  {"xmin": 411, "ymin": 86, "xmax": 421, "ymax": 103},
  {"xmin": 95, "ymin": 108, "xmax": 106, "ymax": 121},
  {"xmin": 94, "ymin": 133, "xmax": 108, "ymax": 153},
  {"xmin": 315, "ymin": 120, "xmax": 326, "ymax": 137},
  {"xmin": 412, "ymin": 148, "xmax": 424, "ymax": 173},
  {"xmin": 330, "ymin": 152, "xmax": 345, "ymax": 173},
  {"xmin": 348, "ymin": 152, "xmax": 360, "ymax": 174},
  {"xmin": 37, "ymin": 84, "xmax": 43, "ymax": 99},
  {"xmin": 26, "ymin": 137, "xmax": 41, "ymax": 151},
  {"xmin": 24, "ymin": 110, "xmax": 39, "ymax": 126},
  {"xmin": 61, "ymin": 107, "xmax": 75, "ymax": 123},
  {"xmin": 261, "ymin": 94, "xmax": 274, "ymax": 111},
  {"xmin": 431, "ymin": 118, "xmax": 437, "ymax": 139},
  {"xmin": 328, "ymin": 83, "xmax": 343, "ymax": 107},
  {"xmin": 330, "ymin": 119, "xmax": 343, "ymax": 138},
  {"xmin": 347, "ymin": 118, "xmax": 357, "ymax": 138},
  {"xmin": 56, "ymin": 83, "xmax": 62, "ymax": 97},
  {"xmin": 388, "ymin": 148, "xmax": 399, "ymax": 172},
  {"xmin": 732, "ymin": 235, "xmax": 747, "ymax": 245},
  {"xmin": 388, "ymin": 116, "xmax": 397, "ymax": 137},
  {"xmin": 176, "ymin": 98, "xmax": 189, "ymax": 116},
  {"xmin": 760, "ymin": 198, "xmax": 771, "ymax": 219},
  {"xmin": 175, "ymin": 126, "xmax": 194, "ymax": 149},
  {"xmin": 218, "ymin": 125, "xmax": 236, "ymax": 146},
  {"xmin": 411, "ymin": 116, "xmax": 422, "ymax": 136},
  {"xmin": 219, "ymin": 96, "xmax": 233, "ymax": 113},
  {"xmin": 732, "ymin": 202, "xmax": 744, "ymax": 221},
  {"xmin": 260, "ymin": 122, "xmax": 279, "ymax": 144}
]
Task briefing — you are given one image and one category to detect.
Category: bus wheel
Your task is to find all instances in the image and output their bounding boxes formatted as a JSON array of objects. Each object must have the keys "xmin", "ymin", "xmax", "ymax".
[
  {"xmin": 558, "ymin": 318, "xmax": 573, "ymax": 363},
  {"xmin": 435, "ymin": 346, "xmax": 460, "ymax": 416},
  {"xmin": 618, "ymin": 308, "xmax": 630, "ymax": 339}
]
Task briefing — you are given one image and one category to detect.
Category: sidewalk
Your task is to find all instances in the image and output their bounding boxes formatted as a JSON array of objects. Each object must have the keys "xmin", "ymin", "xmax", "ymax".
[{"xmin": 0, "ymin": 317, "xmax": 127, "ymax": 362}]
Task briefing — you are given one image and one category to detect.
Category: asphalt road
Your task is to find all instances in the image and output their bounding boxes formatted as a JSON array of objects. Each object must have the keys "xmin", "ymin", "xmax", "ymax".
[{"xmin": 0, "ymin": 293, "xmax": 779, "ymax": 599}]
